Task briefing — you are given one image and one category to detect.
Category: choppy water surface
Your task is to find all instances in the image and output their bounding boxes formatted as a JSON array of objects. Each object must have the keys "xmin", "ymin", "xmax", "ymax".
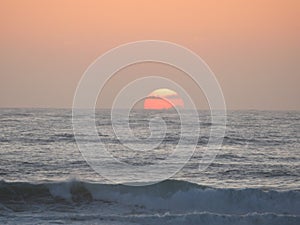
[{"xmin": 0, "ymin": 109, "xmax": 299, "ymax": 224}]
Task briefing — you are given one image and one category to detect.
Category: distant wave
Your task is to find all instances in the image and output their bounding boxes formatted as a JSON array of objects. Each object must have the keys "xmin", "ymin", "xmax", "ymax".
[{"xmin": 1, "ymin": 179, "xmax": 299, "ymax": 217}]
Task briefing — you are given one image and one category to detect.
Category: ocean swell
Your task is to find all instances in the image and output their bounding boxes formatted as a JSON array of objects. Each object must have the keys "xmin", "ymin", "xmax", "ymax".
[{"xmin": 0, "ymin": 179, "xmax": 299, "ymax": 216}]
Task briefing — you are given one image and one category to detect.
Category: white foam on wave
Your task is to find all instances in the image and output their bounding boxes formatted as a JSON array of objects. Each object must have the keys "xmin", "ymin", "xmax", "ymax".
[
  {"xmin": 120, "ymin": 212, "xmax": 300, "ymax": 225},
  {"xmin": 1, "ymin": 179, "xmax": 299, "ymax": 224},
  {"xmin": 44, "ymin": 179, "xmax": 300, "ymax": 216}
]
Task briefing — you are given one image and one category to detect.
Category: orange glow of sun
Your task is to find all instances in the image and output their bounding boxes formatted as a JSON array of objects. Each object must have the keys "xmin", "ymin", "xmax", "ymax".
[{"xmin": 144, "ymin": 88, "xmax": 184, "ymax": 110}]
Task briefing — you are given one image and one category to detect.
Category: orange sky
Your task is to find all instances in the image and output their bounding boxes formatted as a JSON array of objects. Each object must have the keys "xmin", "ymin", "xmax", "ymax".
[{"xmin": 0, "ymin": 0, "xmax": 299, "ymax": 109}]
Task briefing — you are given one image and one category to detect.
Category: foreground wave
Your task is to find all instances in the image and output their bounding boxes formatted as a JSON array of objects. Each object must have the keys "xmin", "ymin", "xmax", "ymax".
[{"xmin": 1, "ymin": 179, "xmax": 299, "ymax": 215}]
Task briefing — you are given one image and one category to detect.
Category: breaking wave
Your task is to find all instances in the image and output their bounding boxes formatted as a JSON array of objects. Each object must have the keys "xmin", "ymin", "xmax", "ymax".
[{"xmin": 0, "ymin": 179, "xmax": 299, "ymax": 216}]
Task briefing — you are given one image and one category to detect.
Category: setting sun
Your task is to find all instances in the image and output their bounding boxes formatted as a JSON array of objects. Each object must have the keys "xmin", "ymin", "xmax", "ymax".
[{"xmin": 143, "ymin": 88, "xmax": 184, "ymax": 110}]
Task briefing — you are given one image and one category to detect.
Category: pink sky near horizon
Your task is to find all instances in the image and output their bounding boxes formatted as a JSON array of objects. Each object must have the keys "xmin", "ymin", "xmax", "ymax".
[{"xmin": 0, "ymin": 0, "xmax": 299, "ymax": 110}]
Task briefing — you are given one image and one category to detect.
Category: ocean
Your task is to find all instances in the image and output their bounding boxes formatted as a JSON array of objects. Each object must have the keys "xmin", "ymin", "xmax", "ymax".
[{"xmin": 0, "ymin": 109, "xmax": 299, "ymax": 224}]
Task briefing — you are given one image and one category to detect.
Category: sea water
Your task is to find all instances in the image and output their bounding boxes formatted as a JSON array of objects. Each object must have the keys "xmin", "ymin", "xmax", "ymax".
[{"xmin": 0, "ymin": 109, "xmax": 299, "ymax": 224}]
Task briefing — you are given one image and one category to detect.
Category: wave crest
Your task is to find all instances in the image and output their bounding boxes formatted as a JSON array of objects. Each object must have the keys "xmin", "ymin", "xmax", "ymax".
[{"xmin": 0, "ymin": 179, "xmax": 299, "ymax": 216}]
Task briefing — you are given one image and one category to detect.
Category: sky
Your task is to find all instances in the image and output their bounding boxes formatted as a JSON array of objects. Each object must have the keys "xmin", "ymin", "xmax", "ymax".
[{"xmin": 0, "ymin": 0, "xmax": 299, "ymax": 110}]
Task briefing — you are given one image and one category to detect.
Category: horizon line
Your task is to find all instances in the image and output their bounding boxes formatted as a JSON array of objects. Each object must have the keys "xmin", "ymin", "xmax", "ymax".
[{"xmin": 0, "ymin": 106, "xmax": 299, "ymax": 112}]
